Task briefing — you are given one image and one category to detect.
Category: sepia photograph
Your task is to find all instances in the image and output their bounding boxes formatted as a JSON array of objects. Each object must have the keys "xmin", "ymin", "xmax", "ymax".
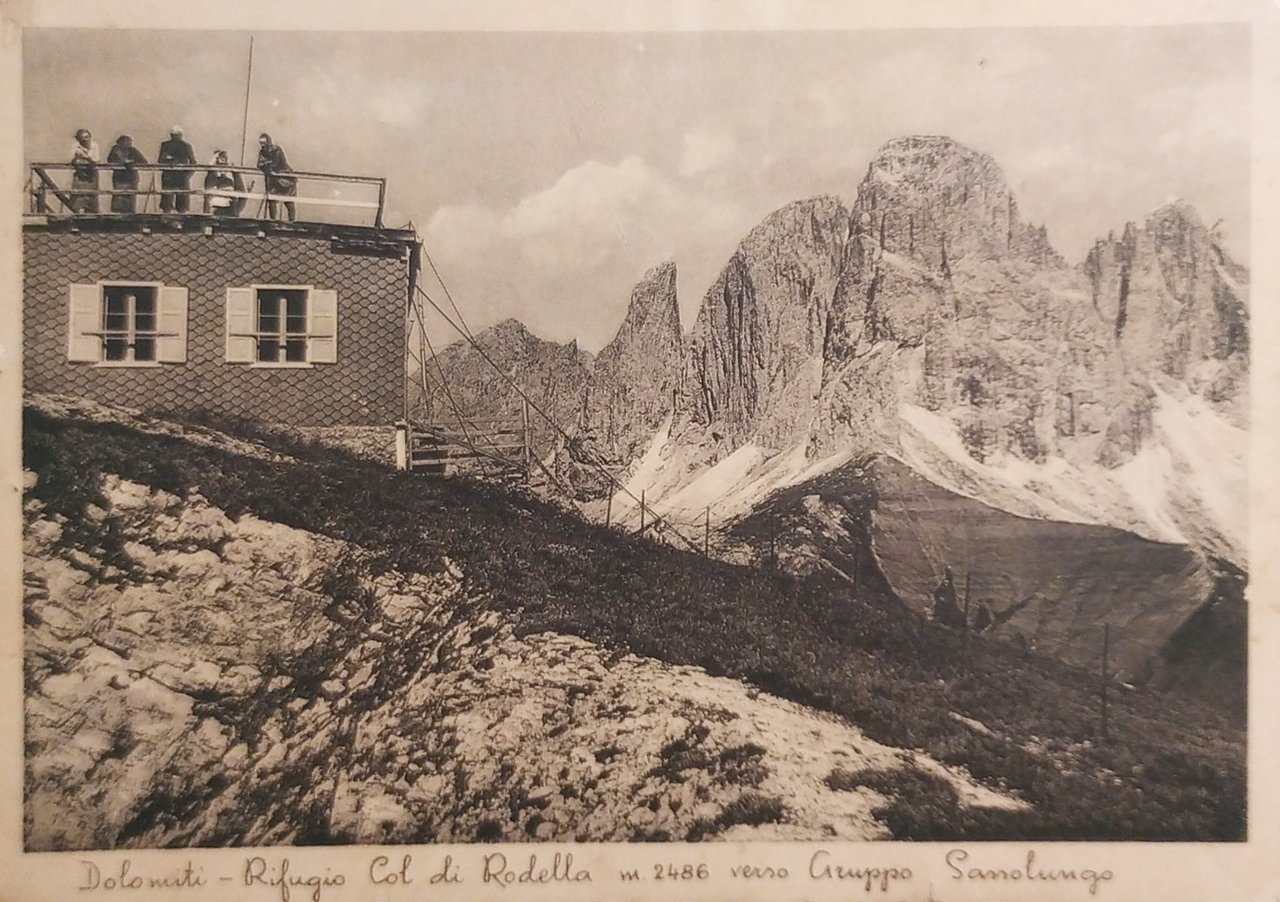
[{"xmin": 3, "ymin": 4, "xmax": 1276, "ymax": 897}]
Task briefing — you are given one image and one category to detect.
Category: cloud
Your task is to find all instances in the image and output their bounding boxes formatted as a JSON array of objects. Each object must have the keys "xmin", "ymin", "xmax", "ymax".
[
  {"xmin": 429, "ymin": 155, "xmax": 741, "ymax": 276},
  {"xmin": 679, "ymin": 132, "xmax": 737, "ymax": 178},
  {"xmin": 370, "ymin": 81, "xmax": 430, "ymax": 127},
  {"xmin": 424, "ymin": 155, "xmax": 751, "ymax": 348}
]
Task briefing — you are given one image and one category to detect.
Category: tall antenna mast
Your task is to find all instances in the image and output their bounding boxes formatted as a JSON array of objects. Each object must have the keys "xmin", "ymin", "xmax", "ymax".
[{"xmin": 239, "ymin": 35, "xmax": 255, "ymax": 166}]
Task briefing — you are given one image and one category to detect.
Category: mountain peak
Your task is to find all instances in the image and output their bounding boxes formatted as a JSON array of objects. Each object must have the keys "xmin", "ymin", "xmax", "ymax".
[
  {"xmin": 482, "ymin": 317, "xmax": 533, "ymax": 340},
  {"xmin": 578, "ymin": 259, "xmax": 684, "ymax": 466},
  {"xmin": 854, "ymin": 134, "xmax": 1060, "ymax": 267},
  {"xmin": 640, "ymin": 259, "xmax": 677, "ymax": 283},
  {"xmin": 1148, "ymin": 198, "xmax": 1207, "ymax": 233},
  {"xmin": 867, "ymin": 135, "xmax": 999, "ymax": 178},
  {"xmin": 873, "ymin": 133, "xmax": 974, "ymax": 156}
]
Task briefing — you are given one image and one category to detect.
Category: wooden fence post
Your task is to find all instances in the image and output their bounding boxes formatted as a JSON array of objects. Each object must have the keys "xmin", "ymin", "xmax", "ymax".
[
  {"xmin": 1100, "ymin": 623, "xmax": 1111, "ymax": 742},
  {"xmin": 521, "ymin": 398, "xmax": 531, "ymax": 480},
  {"xmin": 963, "ymin": 571, "xmax": 972, "ymax": 658},
  {"xmin": 605, "ymin": 487, "xmax": 613, "ymax": 529},
  {"xmin": 394, "ymin": 420, "xmax": 410, "ymax": 471},
  {"xmin": 703, "ymin": 507, "xmax": 710, "ymax": 555},
  {"xmin": 640, "ymin": 490, "xmax": 646, "ymax": 535}
]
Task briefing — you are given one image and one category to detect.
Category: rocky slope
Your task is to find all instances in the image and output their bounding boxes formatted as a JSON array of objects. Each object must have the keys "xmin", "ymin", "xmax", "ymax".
[
  {"xmin": 23, "ymin": 399, "xmax": 1028, "ymax": 850},
  {"xmin": 23, "ymin": 397, "xmax": 1246, "ymax": 845}
]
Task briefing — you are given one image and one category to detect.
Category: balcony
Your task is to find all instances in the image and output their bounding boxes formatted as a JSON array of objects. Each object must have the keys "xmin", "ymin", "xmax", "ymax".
[{"xmin": 26, "ymin": 162, "xmax": 389, "ymax": 230}]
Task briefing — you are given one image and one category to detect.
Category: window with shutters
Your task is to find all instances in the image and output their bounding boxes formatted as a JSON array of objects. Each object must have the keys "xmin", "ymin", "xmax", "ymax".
[
  {"xmin": 225, "ymin": 285, "xmax": 338, "ymax": 366},
  {"xmin": 66, "ymin": 282, "xmax": 189, "ymax": 366}
]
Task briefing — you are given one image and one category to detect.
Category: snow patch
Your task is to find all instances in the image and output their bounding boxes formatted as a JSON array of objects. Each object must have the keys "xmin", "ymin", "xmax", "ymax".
[
  {"xmin": 896, "ymin": 388, "xmax": 1245, "ymax": 564},
  {"xmin": 609, "ymin": 430, "xmax": 859, "ymax": 533}
]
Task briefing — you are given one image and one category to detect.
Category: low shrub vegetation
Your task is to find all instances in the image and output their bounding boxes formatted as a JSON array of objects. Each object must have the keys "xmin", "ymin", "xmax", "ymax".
[{"xmin": 22, "ymin": 404, "xmax": 1247, "ymax": 841}]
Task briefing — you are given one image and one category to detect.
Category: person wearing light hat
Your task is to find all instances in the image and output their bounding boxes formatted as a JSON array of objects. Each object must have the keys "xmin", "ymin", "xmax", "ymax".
[
  {"xmin": 157, "ymin": 125, "xmax": 196, "ymax": 213},
  {"xmin": 68, "ymin": 128, "xmax": 100, "ymax": 213}
]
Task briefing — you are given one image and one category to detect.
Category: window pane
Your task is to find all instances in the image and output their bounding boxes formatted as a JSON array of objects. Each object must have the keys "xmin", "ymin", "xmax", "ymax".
[
  {"xmin": 133, "ymin": 338, "xmax": 156, "ymax": 361},
  {"xmin": 135, "ymin": 309, "xmax": 157, "ymax": 332},
  {"xmin": 285, "ymin": 338, "xmax": 307, "ymax": 362},
  {"xmin": 104, "ymin": 311, "xmax": 128, "ymax": 331},
  {"xmin": 133, "ymin": 292, "xmax": 156, "ymax": 316},
  {"xmin": 105, "ymin": 293, "xmax": 127, "ymax": 316},
  {"xmin": 104, "ymin": 338, "xmax": 127, "ymax": 361},
  {"xmin": 285, "ymin": 312, "xmax": 307, "ymax": 335},
  {"xmin": 258, "ymin": 338, "xmax": 280, "ymax": 363},
  {"xmin": 286, "ymin": 293, "xmax": 306, "ymax": 319},
  {"xmin": 257, "ymin": 294, "xmax": 281, "ymax": 334}
]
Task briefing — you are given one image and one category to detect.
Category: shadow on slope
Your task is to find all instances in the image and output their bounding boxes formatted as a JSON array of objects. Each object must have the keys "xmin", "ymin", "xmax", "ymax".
[
  {"xmin": 729, "ymin": 454, "xmax": 1245, "ymax": 721},
  {"xmin": 23, "ymin": 405, "xmax": 1244, "ymax": 841}
]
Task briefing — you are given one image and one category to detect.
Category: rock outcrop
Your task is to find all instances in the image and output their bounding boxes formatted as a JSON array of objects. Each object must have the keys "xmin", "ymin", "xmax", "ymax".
[
  {"xmin": 420, "ymin": 318, "xmax": 592, "ymax": 459},
  {"xmin": 580, "ymin": 261, "xmax": 684, "ymax": 464},
  {"xmin": 1084, "ymin": 201, "xmax": 1249, "ymax": 425},
  {"xmin": 683, "ymin": 197, "xmax": 850, "ymax": 453}
]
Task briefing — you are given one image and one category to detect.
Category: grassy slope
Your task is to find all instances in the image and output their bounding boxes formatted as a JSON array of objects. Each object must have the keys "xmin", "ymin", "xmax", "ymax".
[
  {"xmin": 23, "ymin": 404, "xmax": 1245, "ymax": 841},
  {"xmin": 728, "ymin": 454, "xmax": 1248, "ymax": 717}
]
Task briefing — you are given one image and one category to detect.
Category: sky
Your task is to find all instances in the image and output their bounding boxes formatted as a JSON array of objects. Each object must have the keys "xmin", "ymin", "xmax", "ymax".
[{"xmin": 24, "ymin": 26, "xmax": 1250, "ymax": 352}]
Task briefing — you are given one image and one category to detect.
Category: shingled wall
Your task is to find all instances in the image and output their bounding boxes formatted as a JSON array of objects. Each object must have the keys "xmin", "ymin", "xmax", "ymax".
[{"xmin": 24, "ymin": 228, "xmax": 408, "ymax": 426}]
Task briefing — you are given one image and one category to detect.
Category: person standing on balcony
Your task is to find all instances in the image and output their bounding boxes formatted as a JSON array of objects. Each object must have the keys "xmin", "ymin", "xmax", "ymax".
[
  {"xmin": 68, "ymin": 128, "xmax": 100, "ymax": 213},
  {"xmin": 203, "ymin": 150, "xmax": 245, "ymax": 216},
  {"xmin": 256, "ymin": 133, "xmax": 296, "ymax": 222},
  {"xmin": 106, "ymin": 135, "xmax": 147, "ymax": 214},
  {"xmin": 157, "ymin": 125, "xmax": 196, "ymax": 213}
]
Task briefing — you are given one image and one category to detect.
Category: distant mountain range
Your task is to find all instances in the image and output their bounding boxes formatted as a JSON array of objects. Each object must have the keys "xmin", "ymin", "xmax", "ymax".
[{"xmin": 420, "ymin": 135, "xmax": 1248, "ymax": 709}]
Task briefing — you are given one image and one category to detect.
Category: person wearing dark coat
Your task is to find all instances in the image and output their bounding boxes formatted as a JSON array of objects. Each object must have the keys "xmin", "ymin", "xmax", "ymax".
[
  {"xmin": 106, "ymin": 135, "xmax": 148, "ymax": 214},
  {"xmin": 157, "ymin": 125, "xmax": 196, "ymax": 213},
  {"xmin": 256, "ymin": 133, "xmax": 296, "ymax": 222}
]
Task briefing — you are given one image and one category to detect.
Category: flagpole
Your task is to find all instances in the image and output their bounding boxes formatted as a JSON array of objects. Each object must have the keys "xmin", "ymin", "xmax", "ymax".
[{"xmin": 239, "ymin": 35, "xmax": 255, "ymax": 166}]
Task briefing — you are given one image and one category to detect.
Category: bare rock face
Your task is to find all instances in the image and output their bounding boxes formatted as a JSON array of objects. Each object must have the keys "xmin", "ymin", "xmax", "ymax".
[
  {"xmin": 821, "ymin": 137, "xmax": 1089, "ymax": 465},
  {"xmin": 420, "ymin": 319, "xmax": 592, "ymax": 459},
  {"xmin": 1084, "ymin": 201, "xmax": 1249, "ymax": 424},
  {"xmin": 580, "ymin": 261, "xmax": 683, "ymax": 464},
  {"xmin": 685, "ymin": 196, "xmax": 849, "ymax": 449},
  {"xmin": 852, "ymin": 135, "xmax": 1062, "ymax": 274}
]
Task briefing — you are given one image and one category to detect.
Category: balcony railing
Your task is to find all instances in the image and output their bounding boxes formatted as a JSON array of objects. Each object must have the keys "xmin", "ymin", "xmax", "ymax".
[{"xmin": 26, "ymin": 162, "xmax": 388, "ymax": 229}]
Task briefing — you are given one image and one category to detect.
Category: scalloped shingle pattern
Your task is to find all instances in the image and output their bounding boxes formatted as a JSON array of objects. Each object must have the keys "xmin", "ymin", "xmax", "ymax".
[{"xmin": 24, "ymin": 229, "xmax": 407, "ymax": 426}]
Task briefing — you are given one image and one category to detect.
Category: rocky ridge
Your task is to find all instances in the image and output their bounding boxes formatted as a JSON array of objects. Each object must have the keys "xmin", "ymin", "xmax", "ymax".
[
  {"xmin": 418, "ymin": 318, "xmax": 592, "ymax": 460},
  {"xmin": 431, "ymin": 136, "xmax": 1247, "ymax": 567}
]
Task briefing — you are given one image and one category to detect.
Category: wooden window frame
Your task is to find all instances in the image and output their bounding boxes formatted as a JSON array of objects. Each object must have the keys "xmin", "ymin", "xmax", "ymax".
[
  {"xmin": 251, "ymin": 284, "xmax": 313, "ymax": 369},
  {"xmin": 225, "ymin": 283, "xmax": 338, "ymax": 368},
  {"xmin": 93, "ymin": 281, "xmax": 165, "ymax": 368}
]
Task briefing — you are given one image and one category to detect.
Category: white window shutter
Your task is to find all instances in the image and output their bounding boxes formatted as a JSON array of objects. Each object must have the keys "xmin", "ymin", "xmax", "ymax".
[
  {"xmin": 156, "ymin": 286, "xmax": 189, "ymax": 363},
  {"xmin": 225, "ymin": 287, "xmax": 256, "ymax": 363},
  {"xmin": 308, "ymin": 289, "xmax": 338, "ymax": 364},
  {"xmin": 67, "ymin": 284, "xmax": 101, "ymax": 363}
]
